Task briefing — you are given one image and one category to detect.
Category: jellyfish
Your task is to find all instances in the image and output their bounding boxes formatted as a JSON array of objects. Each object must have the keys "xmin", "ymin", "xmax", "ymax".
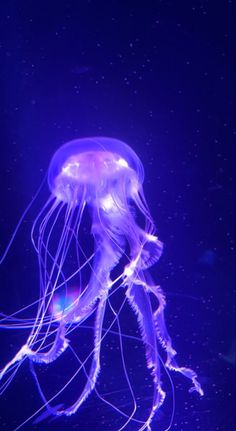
[{"xmin": 0, "ymin": 137, "xmax": 203, "ymax": 430}]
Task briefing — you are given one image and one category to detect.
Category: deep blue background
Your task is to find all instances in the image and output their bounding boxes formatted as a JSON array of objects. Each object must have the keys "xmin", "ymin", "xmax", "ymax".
[{"xmin": 0, "ymin": 1, "xmax": 235, "ymax": 430}]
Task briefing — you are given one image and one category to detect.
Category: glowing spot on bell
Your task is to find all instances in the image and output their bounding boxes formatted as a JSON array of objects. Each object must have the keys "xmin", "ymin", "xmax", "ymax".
[
  {"xmin": 117, "ymin": 158, "xmax": 128, "ymax": 168},
  {"xmin": 62, "ymin": 161, "xmax": 80, "ymax": 178}
]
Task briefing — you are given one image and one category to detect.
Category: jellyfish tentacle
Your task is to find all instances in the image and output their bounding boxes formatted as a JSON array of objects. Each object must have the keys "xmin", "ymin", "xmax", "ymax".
[
  {"xmin": 0, "ymin": 345, "xmax": 27, "ymax": 381},
  {"xmin": 0, "ymin": 175, "xmax": 47, "ymax": 265},
  {"xmin": 28, "ymin": 203, "xmax": 74, "ymax": 348},
  {"xmin": 126, "ymin": 279, "xmax": 166, "ymax": 429},
  {"xmin": 148, "ymin": 283, "xmax": 204, "ymax": 396}
]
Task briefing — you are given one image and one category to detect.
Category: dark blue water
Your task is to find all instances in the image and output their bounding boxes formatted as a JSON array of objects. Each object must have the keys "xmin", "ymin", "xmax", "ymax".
[{"xmin": 0, "ymin": 2, "xmax": 235, "ymax": 430}]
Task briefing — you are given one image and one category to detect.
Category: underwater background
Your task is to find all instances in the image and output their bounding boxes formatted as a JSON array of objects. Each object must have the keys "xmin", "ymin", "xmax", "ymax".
[{"xmin": 0, "ymin": 1, "xmax": 235, "ymax": 430}]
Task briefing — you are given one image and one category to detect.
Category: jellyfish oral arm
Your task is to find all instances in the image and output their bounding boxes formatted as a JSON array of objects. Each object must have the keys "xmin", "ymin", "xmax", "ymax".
[
  {"xmin": 128, "ymin": 277, "xmax": 204, "ymax": 398},
  {"xmin": 0, "ymin": 325, "xmax": 70, "ymax": 384},
  {"xmin": 148, "ymin": 283, "xmax": 204, "ymax": 396},
  {"xmin": 126, "ymin": 280, "xmax": 166, "ymax": 430},
  {"xmin": 57, "ymin": 294, "xmax": 107, "ymax": 416},
  {"xmin": 26, "ymin": 325, "xmax": 69, "ymax": 364}
]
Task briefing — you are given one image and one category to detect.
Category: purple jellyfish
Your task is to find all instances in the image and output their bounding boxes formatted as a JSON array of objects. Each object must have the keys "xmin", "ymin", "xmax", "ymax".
[{"xmin": 0, "ymin": 137, "xmax": 203, "ymax": 430}]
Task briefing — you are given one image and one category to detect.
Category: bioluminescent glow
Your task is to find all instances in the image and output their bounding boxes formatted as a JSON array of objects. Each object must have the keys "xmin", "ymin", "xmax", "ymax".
[{"xmin": 0, "ymin": 137, "xmax": 203, "ymax": 430}]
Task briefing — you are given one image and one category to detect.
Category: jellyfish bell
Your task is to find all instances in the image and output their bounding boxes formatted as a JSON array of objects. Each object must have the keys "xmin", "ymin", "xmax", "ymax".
[
  {"xmin": 48, "ymin": 137, "xmax": 144, "ymax": 206},
  {"xmin": 0, "ymin": 136, "xmax": 203, "ymax": 430}
]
